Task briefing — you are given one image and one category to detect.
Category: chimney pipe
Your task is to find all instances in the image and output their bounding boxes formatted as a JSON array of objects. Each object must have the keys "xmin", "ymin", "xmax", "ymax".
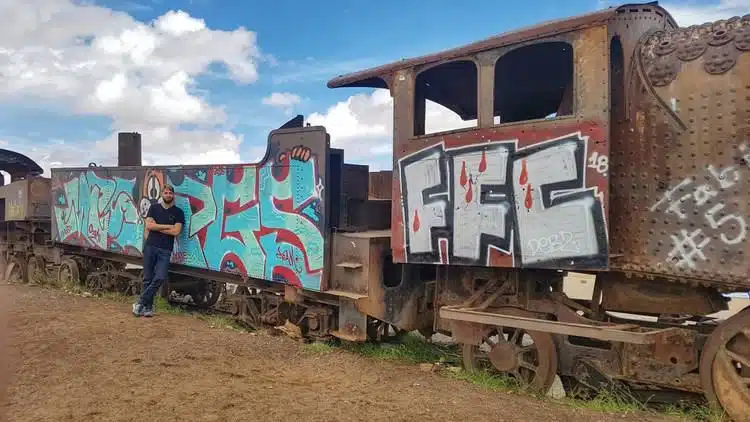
[{"xmin": 117, "ymin": 132, "xmax": 142, "ymax": 167}]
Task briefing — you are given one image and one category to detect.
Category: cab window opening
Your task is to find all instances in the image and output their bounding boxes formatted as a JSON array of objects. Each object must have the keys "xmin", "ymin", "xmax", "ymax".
[
  {"xmin": 492, "ymin": 41, "xmax": 574, "ymax": 124},
  {"xmin": 413, "ymin": 60, "xmax": 478, "ymax": 136}
]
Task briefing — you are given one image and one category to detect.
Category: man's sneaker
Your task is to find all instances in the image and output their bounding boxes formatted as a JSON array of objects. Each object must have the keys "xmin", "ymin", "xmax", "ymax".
[
  {"xmin": 132, "ymin": 303, "xmax": 144, "ymax": 317},
  {"xmin": 142, "ymin": 307, "xmax": 154, "ymax": 317}
]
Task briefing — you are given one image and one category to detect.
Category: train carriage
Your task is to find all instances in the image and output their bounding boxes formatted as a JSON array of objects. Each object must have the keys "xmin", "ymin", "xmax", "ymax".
[{"xmin": 0, "ymin": 2, "xmax": 749, "ymax": 420}]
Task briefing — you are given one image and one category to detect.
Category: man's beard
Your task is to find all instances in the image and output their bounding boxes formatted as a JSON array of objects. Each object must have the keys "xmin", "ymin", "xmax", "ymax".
[{"xmin": 162, "ymin": 197, "xmax": 173, "ymax": 204}]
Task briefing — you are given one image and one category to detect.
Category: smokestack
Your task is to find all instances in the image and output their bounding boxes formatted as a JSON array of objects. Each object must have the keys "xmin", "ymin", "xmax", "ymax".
[{"xmin": 118, "ymin": 132, "xmax": 142, "ymax": 167}]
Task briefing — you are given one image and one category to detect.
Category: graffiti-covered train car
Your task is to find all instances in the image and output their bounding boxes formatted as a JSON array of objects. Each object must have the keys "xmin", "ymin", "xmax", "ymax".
[{"xmin": 50, "ymin": 127, "xmax": 331, "ymax": 292}]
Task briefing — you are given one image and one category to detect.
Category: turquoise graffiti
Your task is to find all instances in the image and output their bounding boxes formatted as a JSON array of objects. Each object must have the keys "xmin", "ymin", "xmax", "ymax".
[
  {"xmin": 52, "ymin": 145, "xmax": 326, "ymax": 291},
  {"xmin": 53, "ymin": 170, "xmax": 144, "ymax": 256}
]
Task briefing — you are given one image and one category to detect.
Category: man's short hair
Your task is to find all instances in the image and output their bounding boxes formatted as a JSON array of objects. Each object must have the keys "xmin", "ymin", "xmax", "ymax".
[{"xmin": 163, "ymin": 184, "xmax": 174, "ymax": 193}]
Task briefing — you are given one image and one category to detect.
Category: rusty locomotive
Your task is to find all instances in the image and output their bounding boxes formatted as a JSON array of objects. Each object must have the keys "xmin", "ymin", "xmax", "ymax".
[{"xmin": 1, "ymin": 2, "xmax": 749, "ymax": 419}]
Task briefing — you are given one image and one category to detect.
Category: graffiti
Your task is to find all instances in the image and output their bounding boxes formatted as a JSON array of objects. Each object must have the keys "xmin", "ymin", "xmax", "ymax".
[
  {"xmin": 398, "ymin": 132, "xmax": 608, "ymax": 268},
  {"xmin": 52, "ymin": 143, "xmax": 326, "ymax": 291},
  {"xmin": 53, "ymin": 171, "xmax": 144, "ymax": 255},
  {"xmin": 527, "ymin": 231, "xmax": 580, "ymax": 257},
  {"xmin": 587, "ymin": 151, "xmax": 609, "ymax": 175},
  {"xmin": 651, "ymin": 143, "xmax": 750, "ymax": 269}
]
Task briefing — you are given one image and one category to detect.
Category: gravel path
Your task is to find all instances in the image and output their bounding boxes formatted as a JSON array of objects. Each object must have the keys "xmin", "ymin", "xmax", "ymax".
[{"xmin": 0, "ymin": 284, "xmax": 680, "ymax": 422}]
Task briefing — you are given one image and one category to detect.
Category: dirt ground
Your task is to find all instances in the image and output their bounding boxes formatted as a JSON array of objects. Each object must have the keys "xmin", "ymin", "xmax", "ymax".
[{"xmin": 0, "ymin": 284, "xmax": 681, "ymax": 422}]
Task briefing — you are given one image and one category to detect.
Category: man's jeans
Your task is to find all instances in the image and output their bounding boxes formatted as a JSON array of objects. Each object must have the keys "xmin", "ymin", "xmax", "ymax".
[{"xmin": 138, "ymin": 244, "xmax": 172, "ymax": 310}]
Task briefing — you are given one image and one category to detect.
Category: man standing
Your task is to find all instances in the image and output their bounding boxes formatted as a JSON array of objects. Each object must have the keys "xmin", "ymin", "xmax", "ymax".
[{"xmin": 132, "ymin": 184, "xmax": 185, "ymax": 317}]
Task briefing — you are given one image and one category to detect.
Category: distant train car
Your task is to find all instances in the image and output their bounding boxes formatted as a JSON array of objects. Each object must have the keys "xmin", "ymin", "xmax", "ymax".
[
  {"xmin": 1, "ymin": 2, "xmax": 748, "ymax": 420},
  {"xmin": 0, "ymin": 149, "xmax": 54, "ymax": 285}
]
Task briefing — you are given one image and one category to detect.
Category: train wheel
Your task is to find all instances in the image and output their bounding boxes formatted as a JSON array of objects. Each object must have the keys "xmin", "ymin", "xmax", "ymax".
[
  {"xmin": 26, "ymin": 256, "xmax": 47, "ymax": 285},
  {"xmin": 463, "ymin": 325, "xmax": 558, "ymax": 393},
  {"xmin": 699, "ymin": 306, "xmax": 750, "ymax": 422},
  {"xmin": 5, "ymin": 256, "xmax": 27, "ymax": 284},
  {"xmin": 192, "ymin": 280, "xmax": 222, "ymax": 308},
  {"xmin": 57, "ymin": 258, "xmax": 81, "ymax": 288}
]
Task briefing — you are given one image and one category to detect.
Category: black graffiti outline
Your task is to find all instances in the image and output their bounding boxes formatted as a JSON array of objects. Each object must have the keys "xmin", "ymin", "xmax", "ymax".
[{"xmin": 398, "ymin": 132, "xmax": 609, "ymax": 269}]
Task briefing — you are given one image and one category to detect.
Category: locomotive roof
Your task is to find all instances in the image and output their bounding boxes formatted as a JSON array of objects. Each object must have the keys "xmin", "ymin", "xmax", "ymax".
[
  {"xmin": 0, "ymin": 148, "xmax": 44, "ymax": 176},
  {"xmin": 326, "ymin": 2, "xmax": 676, "ymax": 90}
]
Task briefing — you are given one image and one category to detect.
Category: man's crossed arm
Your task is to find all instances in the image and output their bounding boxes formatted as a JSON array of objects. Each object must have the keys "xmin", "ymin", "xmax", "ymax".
[{"xmin": 145, "ymin": 217, "xmax": 183, "ymax": 236}]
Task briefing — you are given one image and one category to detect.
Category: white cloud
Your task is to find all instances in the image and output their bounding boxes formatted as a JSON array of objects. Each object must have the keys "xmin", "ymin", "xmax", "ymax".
[
  {"xmin": 306, "ymin": 88, "xmax": 474, "ymax": 170},
  {"xmin": 0, "ymin": 0, "xmax": 262, "ymax": 173},
  {"xmin": 662, "ymin": 0, "xmax": 750, "ymax": 26},
  {"xmin": 262, "ymin": 92, "xmax": 302, "ymax": 114},
  {"xmin": 596, "ymin": 0, "xmax": 749, "ymax": 26}
]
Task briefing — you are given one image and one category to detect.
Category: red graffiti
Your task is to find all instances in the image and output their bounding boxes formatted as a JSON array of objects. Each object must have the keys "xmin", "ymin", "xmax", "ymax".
[
  {"xmin": 87, "ymin": 223, "xmax": 100, "ymax": 238},
  {"xmin": 460, "ymin": 161, "xmax": 467, "ymax": 187},
  {"xmin": 412, "ymin": 209, "xmax": 421, "ymax": 232},
  {"xmin": 276, "ymin": 248, "xmax": 294, "ymax": 266},
  {"xmin": 275, "ymin": 248, "xmax": 303, "ymax": 274},
  {"xmin": 274, "ymin": 152, "xmax": 290, "ymax": 181},
  {"xmin": 478, "ymin": 150, "xmax": 487, "ymax": 173},
  {"xmin": 519, "ymin": 159, "xmax": 528, "ymax": 185},
  {"xmin": 173, "ymin": 251, "xmax": 186, "ymax": 264},
  {"xmin": 465, "ymin": 178, "xmax": 474, "ymax": 203},
  {"xmin": 525, "ymin": 184, "xmax": 533, "ymax": 210}
]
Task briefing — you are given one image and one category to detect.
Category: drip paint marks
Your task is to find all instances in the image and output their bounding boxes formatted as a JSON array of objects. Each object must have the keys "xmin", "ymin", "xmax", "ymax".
[
  {"xmin": 51, "ymin": 141, "xmax": 327, "ymax": 291},
  {"xmin": 398, "ymin": 131, "xmax": 609, "ymax": 269}
]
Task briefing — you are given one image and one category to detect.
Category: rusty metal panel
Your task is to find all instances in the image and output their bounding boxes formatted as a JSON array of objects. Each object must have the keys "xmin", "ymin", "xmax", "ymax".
[
  {"xmin": 345, "ymin": 199, "xmax": 390, "ymax": 231},
  {"xmin": 610, "ymin": 16, "xmax": 750, "ymax": 290},
  {"xmin": 330, "ymin": 232, "xmax": 377, "ymax": 296},
  {"xmin": 28, "ymin": 177, "xmax": 51, "ymax": 220},
  {"xmin": 1, "ymin": 180, "xmax": 29, "ymax": 221},
  {"xmin": 369, "ymin": 171, "xmax": 392, "ymax": 199},
  {"xmin": 50, "ymin": 126, "xmax": 330, "ymax": 291},
  {"xmin": 390, "ymin": 25, "xmax": 611, "ymax": 271},
  {"xmin": 342, "ymin": 164, "xmax": 369, "ymax": 201}
]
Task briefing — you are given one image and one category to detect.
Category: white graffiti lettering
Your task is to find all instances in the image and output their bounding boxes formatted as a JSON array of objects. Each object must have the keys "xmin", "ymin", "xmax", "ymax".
[
  {"xmin": 527, "ymin": 231, "xmax": 581, "ymax": 257},
  {"xmin": 587, "ymin": 151, "xmax": 609, "ymax": 175},
  {"xmin": 398, "ymin": 132, "xmax": 607, "ymax": 267},
  {"xmin": 667, "ymin": 228, "xmax": 710, "ymax": 269},
  {"xmin": 653, "ymin": 147, "xmax": 750, "ymax": 268},
  {"xmin": 450, "ymin": 146, "xmax": 511, "ymax": 260}
]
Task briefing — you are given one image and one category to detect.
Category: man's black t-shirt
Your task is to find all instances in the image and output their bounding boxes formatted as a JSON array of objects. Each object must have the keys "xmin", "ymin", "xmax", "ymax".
[{"xmin": 145, "ymin": 202, "xmax": 185, "ymax": 252}]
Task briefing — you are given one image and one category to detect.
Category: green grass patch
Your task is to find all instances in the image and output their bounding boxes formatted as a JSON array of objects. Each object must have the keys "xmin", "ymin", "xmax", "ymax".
[
  {"xmin": 560, "ymin": 389, "xmax": 645, "ymax": 415},
  {"xmin": 302, "ymin": 341, "xmax": 336, "ymax": 355},
  {"xmin": 445, "ymin": 368, "xmax": 520, "ymax": 392},
  {"xmin": 339, "ymin": 333, "xmax": 460, "ymax": 365},
  {"xmin": 659, "ymin": 403, "xmax": 730, "ymax": 422}
]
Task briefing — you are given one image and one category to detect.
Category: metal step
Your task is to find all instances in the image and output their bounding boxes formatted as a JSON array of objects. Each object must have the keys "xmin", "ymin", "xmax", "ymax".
[{"xmin": 325, "ymin": 289, "xmax": 368, "ymax": 300}]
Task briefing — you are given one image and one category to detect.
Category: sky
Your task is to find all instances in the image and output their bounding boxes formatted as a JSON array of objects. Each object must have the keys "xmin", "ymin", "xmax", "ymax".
[{"xmin": 0, "ymin": 0, "xmax": 748, "ymax": 177}]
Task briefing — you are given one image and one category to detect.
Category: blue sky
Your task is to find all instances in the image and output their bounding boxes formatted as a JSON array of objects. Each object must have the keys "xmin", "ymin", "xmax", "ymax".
[
  {"xmin": 0, "ymin": 0, "xmax": 745, "ymax": 174},
  {"xmin": 102, "ymin": 0, "xmax": 600, "ymax": 132}
]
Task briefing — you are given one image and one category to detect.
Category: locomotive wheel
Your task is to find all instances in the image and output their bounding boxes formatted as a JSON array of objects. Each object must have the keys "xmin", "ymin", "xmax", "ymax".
[
  {"xmin": 26, "ymin": 255, "xmax": 47, "ymax": 285},
  {"xmin": 699, "ymin": 306, "xmax": 750, "ymax": 422},
  {"xmin": 192, "ymin": 280, "xmax": 222, "ymax": 308},
  {"xmin": 463, "ymin": 324, "xmax": 558, "ymax": 393},
  {"xmin": 57, "ymin": 258, "xmax": 81, "ymax": 287},
  {"xmin": 86, "ymin": 262, "xmax": 116, "ymax": 293},
  {"xmin": 4, "ymin": 256, "xmax": 27, "ymax": 284}
]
